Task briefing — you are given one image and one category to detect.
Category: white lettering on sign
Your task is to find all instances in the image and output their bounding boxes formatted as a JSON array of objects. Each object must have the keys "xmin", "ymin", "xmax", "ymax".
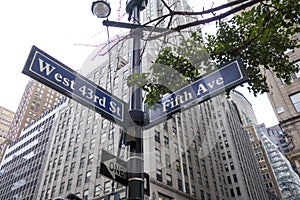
[
  {"xmin": 104, "ymin": 158, "xmax": 126, "ymax": 179},
  {"xmin": 36, "ymin": 58, "xmax": 122, "ymax": 118},
  {"xmin": 162, "ymin": 91, "xmax": 193, "ymax": 112},
  {"xmin": 38, "ymin": 58, "xmax": 76, "ymax": 91},
  {"xmin": 197, "ymin": 77, "xmax": 224, "ymax": 96}
]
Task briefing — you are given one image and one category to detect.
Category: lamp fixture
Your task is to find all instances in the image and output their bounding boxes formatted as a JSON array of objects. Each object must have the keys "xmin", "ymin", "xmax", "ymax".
[{"xmin": 91, "ymin": 0, "xmax": 111, "ymax": 18}]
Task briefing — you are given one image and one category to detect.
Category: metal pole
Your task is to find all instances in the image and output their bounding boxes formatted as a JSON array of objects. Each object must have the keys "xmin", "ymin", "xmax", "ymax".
[{"xmin": 127, "ymin": 3, "xmax": 144, "ymax": 200}]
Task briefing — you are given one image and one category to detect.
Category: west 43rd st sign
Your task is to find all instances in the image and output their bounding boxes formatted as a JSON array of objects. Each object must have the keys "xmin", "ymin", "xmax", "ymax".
[
  {"xmin": 146, "ymin": 58, "xmax": 248, "ymax": 128},
  {"xmin": 22, "ymin": 46, "xmax": 127, "ymax": 127}
]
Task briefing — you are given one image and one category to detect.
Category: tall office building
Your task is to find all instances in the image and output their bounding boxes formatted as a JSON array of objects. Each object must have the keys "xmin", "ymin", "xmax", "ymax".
[
  {"xmin": 0, "ymin": 106, "xmax": 14, "ymax": 157},
  {"xmin": 0, "ymin": 98, "xmax": 68, "ymax": 199},
  {"xmin": 0, "ymin": 80, "xmax": 63, "ymax": 163},
  {"xmin": 265, "ymin": 33, "xmax": 300, "ymax": 172},
  {"xmin": 231, "ymin": 90, "xmax": 281, "ymax": 199},
  {"xmin": 266, "ymin": 125, "xmax": 291, "ymax": 155},
  {"xmin": 257, "ymin": 123, "xmax": 300, "ymax": 199}
]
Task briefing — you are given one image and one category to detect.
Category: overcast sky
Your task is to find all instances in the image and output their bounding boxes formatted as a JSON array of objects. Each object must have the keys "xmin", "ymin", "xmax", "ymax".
[{"xmin": 0, "ymin": 0, "xmax": 278, "ymax": 127}]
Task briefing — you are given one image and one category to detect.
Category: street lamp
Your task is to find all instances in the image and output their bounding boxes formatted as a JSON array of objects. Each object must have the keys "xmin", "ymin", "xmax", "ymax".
[
  {"xmin": 91, "ymin": 1, "xmax": 148, "ymax": 199},
  {"xmin": 91, "ymin": 0, "xmax": 111, "ymax": 18}
]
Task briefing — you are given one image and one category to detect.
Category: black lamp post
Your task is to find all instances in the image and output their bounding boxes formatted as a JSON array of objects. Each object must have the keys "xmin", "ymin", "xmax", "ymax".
[{"xmin": 91, "ymin": 1, "xmax": 148, "ymax": 199}]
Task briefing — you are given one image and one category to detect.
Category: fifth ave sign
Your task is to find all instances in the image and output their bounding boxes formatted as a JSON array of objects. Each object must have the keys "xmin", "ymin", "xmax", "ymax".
[{"xmin": 147, "ymin": 57, "xmax": 248, "ymax": 128}]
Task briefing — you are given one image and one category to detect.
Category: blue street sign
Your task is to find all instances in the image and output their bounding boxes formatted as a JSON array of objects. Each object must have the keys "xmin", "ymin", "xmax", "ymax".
[
  {"xmin": 22, "ymin": 46, "xmax": 128, "ymax": 127},
  {"xmin": 146, "ymin": 57, "xmax": 248, "ymax": 128}
]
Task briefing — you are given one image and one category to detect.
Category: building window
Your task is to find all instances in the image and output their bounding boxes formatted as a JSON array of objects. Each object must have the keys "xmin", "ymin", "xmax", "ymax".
[
  {"xmin": 156, "ymin": 169, "xmax": 162, "ymax": 182},
  {"xmin": 230, "ymin": 188, "xmax": 235, "ymax": 197},
  {"xmin": 54, "ymin": 170, "xmax": 60, "ymax": 180},
  {"xmin": 88, "ymin": 154, "xmax": 94, "ymax": 165},
  {"xmin": 155, "ymin": 148, "xmax": 161, "ymax": 162},
  {"xmin": 79, "ymin": 157, "xmax": 85, "ymax": 169},
  {"xmin": 233, "ymin": 174, "xmax": 238, "ymax": 182},
  {"xmin": 227, "ymin": 176, "xmax": 232, "ymax": 184},
  {"xmin": 164, "ymin": 136, "xmax": 169, "ymax": 148},
  {"xmin": 94, "ymin": 185, "xmax": 101, "ymax": 197},
  {"xmin": 59, "ymin": 182, "xmax": 65, "ymax": 194},
  {"xmin": 66, "ymin": 151, "xmax": 71, "ymax": 161},
  {"xmin": 178, "ymin": 179, "xmax": 183, "ymax": 191},
  {"xmin": 200, "ymin": 190, "xmax": 205, "ymax": 199},
  {"xmin": 154, "ymin": 130, "xmax": 160, "ymax": 143},
  {"xmin": 85, "ymin": 171, "xmax": 91, "ymax": 183},
  {"xmin": 204, "ymin": 176, "xmax": 209, "ymax": 188},
  {"xmin": 61, "ymin": 142, "xmax": 65, "ymax": 151},
  {"xmin": 77, "ymin": 174, "xmax": 82, "ymax": 186},
  {"xmin": 82, "ymin": 142, "xmax": 87, "ymax": 153},
  {"xmin": 67, "ymin": 178, "xmax": 72, "ymax": 191},
  {"xmin": 83, "ymin": 189, "xmax": 89, "ymax": 200},
  {"xmin": 290, "ymin": 92, "xmax": 300, "ymax": 112},
  {"xmin": 224, "ymin": 140, "xmax": 229, "ymax": 147},
  {"xmin": 63, "ymin": 166, "xmax": 68, "ymax": 176},
  {"xmin": 73, "ymin": 147, "xmax": 78, "ymax": 158},
  {"xmin": 176, "ymin": 160, "xmax": 181, "ymax": 172},
  {"xmin": 165, "ymin": 154, "xmax": 171, "ymax": 167},
  {"xmin": 90, "ymin": 138, "xmax": 95, "ymax": 149},
  {"xmin": 189, "ymin": 167, "xmax": 194, "ymax": 179},
  {"xmin": 227, "ymin": 151, "xmax": 232, "ymax": 159},
  {"xmin": 191, "ymin": 186, "xmax": 196, "ymax": 197},
  {"xmin": 69, "ymin": 137, "xmax": 74, "ymax": 147},
  {"xmin": 222, "ymin": 153, "xmax": 226, "ymax": 160},
  {"xmin": 158, "ymin": 193, "xmax": 173, "ymax": 200},
  {"xmin": 70, "ymin": 162, "xmax": 75, "ymax": 173},
  {"xmin": 102, "ymin": 119, "xmax": 108, "ymax": 129},
  {"xmin": 104, "ymin": 181, "xmax": 111, "ymax": 193},
  {"xmin": 224, "ymin": 164, "xmax": 229, "ymax": 172},
  {"xmin": 51, "ymin": 186, "xmax": 56, "ymax": 197},
  {"xmin": 166, "ymin": 174, "xmax": 172, "ymax": 186},
  {"xmin": 108, "ymin": 143, "xmax": 114, "ymax": 153},
  {"xmin": 230, "ymin": 162, "xmax": 235, "ymax": 170},
  {"xmin": 236, "ymin": 187, "xmax": 241, "ymax": 196},
  {"xmin": 108, "ymin": 127, "xmax": 115, "ymax": 139},
  {"xmin": 183, "ymin": 164, "xmax": 188, "ymax": 175},
  {"xmin": 100, "ymin": 132, "xmax": 107, "ymax": 143},
  {"xmin": 174, "ymin": 143, "xmax": 179, "ymax": 153},
  {"xmin": 185, "ymin": 182, "xmax": 190, "ymax": 194}
]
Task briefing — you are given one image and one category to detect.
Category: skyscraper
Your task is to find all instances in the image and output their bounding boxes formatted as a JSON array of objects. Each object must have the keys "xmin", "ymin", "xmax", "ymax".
[
  {"xmin": 265, "ymin": 33, "xmax": 300, "ymax": 173},
  {"xmin": 0, "ymin": 106, "xmax": 14, "ymax": 160},
  {"xmin": 0, "ymin": 98, "xmax": 68, "ymax": 199},
  {"xmin": 231, "ymin": 90, "xmax": 281, "ymax": 199},
  {"xmin": 257, "ymin": 123, "xmax": 300, "ymax": 199},
  {"xmin": 0, "ymin": 80, "xmax": 63, "ymax": 163}
]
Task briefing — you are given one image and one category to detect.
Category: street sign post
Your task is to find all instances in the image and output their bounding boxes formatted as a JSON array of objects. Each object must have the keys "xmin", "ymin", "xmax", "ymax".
[
  {"xmin": 22, "ymin": 45, "xmax": 248, "ymax": 199},
  {"xmin": 22, "ymin": 46, "xmax": 128, "ymax": 127},
  {"xmin": 145, "ymin": 58, "xmax": 248, "ymax": 128},
  {"xmin": 100, "ymin": 150, "xmax": 128, "ymax": 186}
]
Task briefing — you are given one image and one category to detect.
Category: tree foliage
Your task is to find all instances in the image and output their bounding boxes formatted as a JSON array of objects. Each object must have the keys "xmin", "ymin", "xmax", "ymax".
[{"xmin": 127, "ymin": 0, "xmax": 300, "ymax": 107}]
